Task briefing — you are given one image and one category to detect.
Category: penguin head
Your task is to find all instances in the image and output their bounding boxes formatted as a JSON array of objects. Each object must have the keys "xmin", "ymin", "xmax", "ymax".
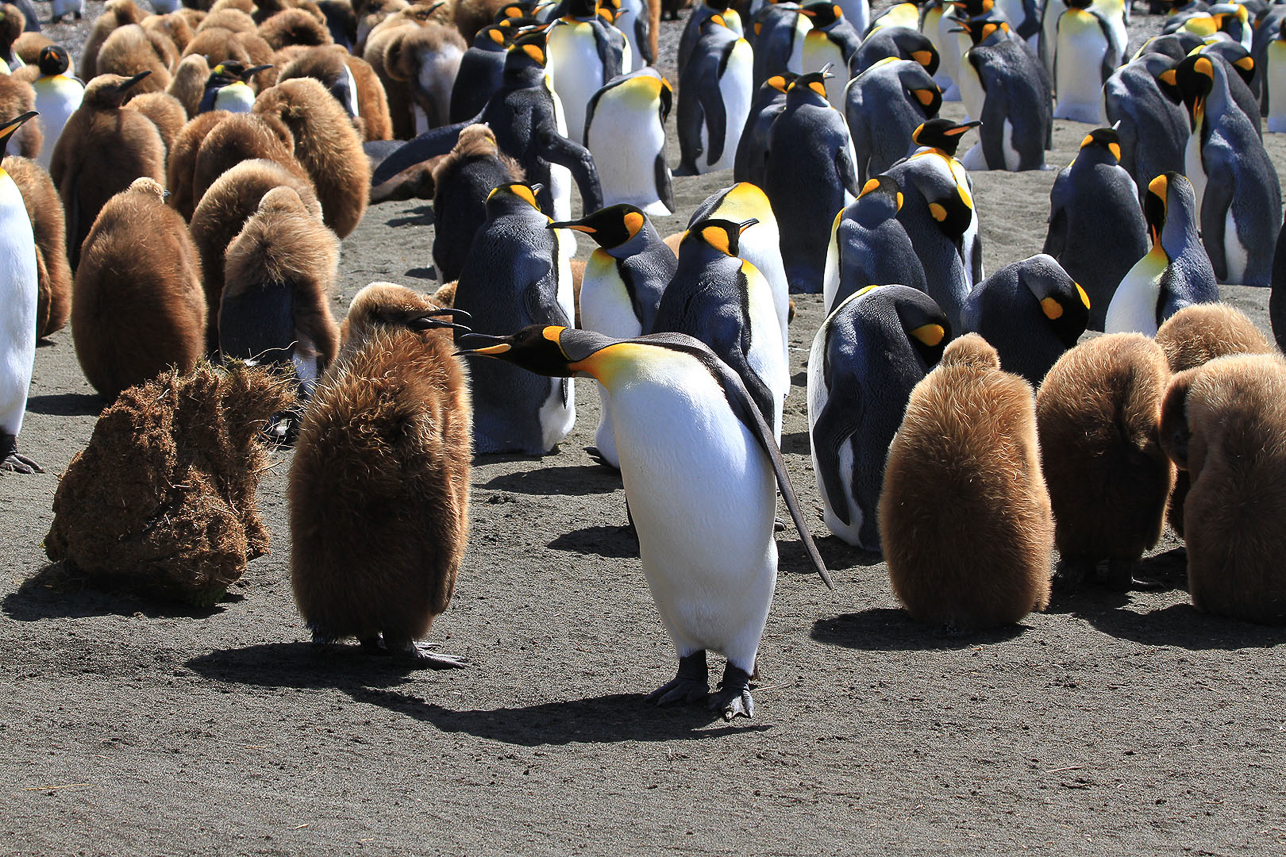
[
  {"xmin": 125, "ymin": 176, "xmax": 167, "ymax": 203},
  {"xmin": 506, "ymin": 29, "xmax": 549, "ymax": 70},
  {"xmin": 477, "ymin": 25, "xmax": 513, "ymax": 49},
  {"xmin": 0, "ymin": 110, "xmax": 36, "ymax": 159},
  {"xmin": 899, "ymin": 67, "xmax": 943, "ymax": 118},
  {"xmin": 950, "ymin": 0, "xmax": 996, "ymax": 18},
  {"xmin": 953, "ymin": 18, "xmax": 1009, "ymax": 47},
  {"xmin": 549, "ymin": 204, "xmax": 650, "ymax": 250},
  {"xmin": 681, "ymin": 217, "xmax": 759, "ymax": 257},
  {"xmin": 84, "ymin": 71, "xmax": 153, "ymax": 108},
  {"xmin": 700, "ymin": 12, "xmax": 734, "ymax": 33},
  {"xmin": 345, "ymin": 282, "xmax": 473, "ymax": 347},
  {"xmin": 1200, "ymin": 42, "xmax": 1255, "ymax": 87},
  {"xmin": 1178, "ymin": 14, "xmax": 1219, "ymax": 37},
  {"xmin": 1144, "ymin": 172, "xmax": 1199, "ymax": 252},
  {"xmin": 564, "ymin": 0, "xmax": 597, "ymax": 19},
  {"xmin": 1022, "ymin": 255, "xmax": 1091, "ymax": 348},
  {"xmin": 879, "ymin": 285, "xmax": 952, "ymax": 369},
  {"xmin": 899, "ymin": 31, "xmax": 940, "ymax": 77},
  {"xmin": 1077, "ymin": 127, "xmax": 1123, "ymax": 165},
  {"xmin": 703, "ymin": 0, "xmax": 733, "ymax": 11},
  {"xmin": 1161, "ymin": 54, "xmax": 1216, "ymax": 129},
  {"xmin": 1063, "ymin": 0, "xmax": 1093, "ymax": 9},
  {"xmin": 496, "ymin": 1, "xmax": 539, "ymax": 22},
  {"xmin": 37, "ymin": 45, "xmax": 71, "ymax": 77},
  {"xmin": 938, "ymin": 332, "xmax": 999, "ymax": 370},
  {"xmin": 912, "ymin": 118, "xmax": 979, "ymax": 157},
  {"xmin": 854, "ymin": 175, "xmax": 904, "ymax": 220},
  {"xmin": 486, "ymin": 181, "xmax": 547, "ymax": 216},
  {"xmin": 764, "ymin": 72, "xmax": 798, "ymax": 95},
  {"xmin": 786, "ymin": 69, "xmax": 832, "ymax": 104},
  {"xmin": 800, "ymin": 1, "xmax": 842, "ymax": 27},
  {"xmin": 208, "ymin": 61, "xmax": 247, "ymax": 88},
  {"xmin": 457, "ymin": 325, "xmax": 594, "ymax": 378}
]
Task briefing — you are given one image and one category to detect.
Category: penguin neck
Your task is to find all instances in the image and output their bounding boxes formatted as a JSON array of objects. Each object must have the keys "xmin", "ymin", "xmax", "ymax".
[{"xmin": 504, "ymin": 63, "xmax": 547, "ymax": 87}]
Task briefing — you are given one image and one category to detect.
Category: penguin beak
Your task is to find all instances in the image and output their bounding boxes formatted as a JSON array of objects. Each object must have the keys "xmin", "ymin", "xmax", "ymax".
[
  {"xmin": 0, "ymin": 110, "xmax": 37, "ymax": 139},
  {"xmin": 455, "ymin": 332, "xmax": 512, "ymax": 356},
  {"xmin": 408, "ymin": 307, "xmax": 473, "ymax": 332},
  {"xmin": 737, "ymin": 218, "xmax": 759, "ymax": 234},
  {"xmin": 121, "ymin": 71, "xmax": 152, "ymax": 92},
  {"xmin": 242, "ymin": 65, "xmax": 273, "ymax": 81},
  {"xmin": 530, "ymin": 182, "xmax": 546, "ymax": 197},
  {"xmin": 548, "ymin": 219, "xmax": 594, "ymax": 233}
]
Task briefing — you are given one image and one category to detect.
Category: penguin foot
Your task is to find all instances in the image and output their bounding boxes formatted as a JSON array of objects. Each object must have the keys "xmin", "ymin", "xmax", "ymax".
[
  {"xmin": 386, "ymin": 638, "xmax": 468, "ymax": 669},
  {"xmin": 1053, "ymin": 556, "xmax": 1093, "ymax": 594},
  {"xmin": 708, "ymin": 664, "xmax": 754, "ymax": 721},
  {"xmin": 672, "ymin": 164, "xmax": 698, "ymax": 178},
  {"xmin": 645, "ymin": 651, "xmax": 708, "ymax": 705},
  {"xmin": 0, "ymin": 436, "xmax": 42, "ymax": 474},
  {"xmin": 1103, "ymin": 558, "xmax": 1135, "ymax": 592},
  {"xmin": 773, "ymin": 518, "xmax": 786, "ymax": 532}
]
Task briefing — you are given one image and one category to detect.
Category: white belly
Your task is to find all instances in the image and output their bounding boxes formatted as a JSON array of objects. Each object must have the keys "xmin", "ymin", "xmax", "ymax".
[
  {"xmin": 33, "ymin": 82, "xmax": 83, "ymax": 172},
  {"xmin": 548, "ymin": 23, "xmax": 606, "ymax": 144},
  {"xmin": 0, "ymin": 176, "xmax": 38, "ymax": 437},
  {"xmin": 1104, "ymin": 246, "xmax": 1166, "ymax": 336},
  {"xmin": 586, "ymin": 87, "xmax": 671, "ymax": 214},
  {"xmin": 704, "ymin": 41, "xmax": 753, "ymax": 173},
  {"xmin": 580, "ymin": 253, "xmax": 644, "ymax": 468},
  {"xmin": 1185, "ymin": 129, "xmax": 1205, "ymax": 211},
  {"xmin": 743, "ymin": 263, "xmax": 789, "ymax": 440},
  {"xmin": 1053, "ymin": 21, "xmax": 1109, "ymax": 123},
  {"xmin": 806, "ymin": 317, "xmax": 864, "ymax": 544},
  {"xmin": 1224, "ymin": 207, "xmax": 1249, "ymax": 285},
  {"xmin": 802, "ymin": 36, "xmax": 849, "ymax": 110}
]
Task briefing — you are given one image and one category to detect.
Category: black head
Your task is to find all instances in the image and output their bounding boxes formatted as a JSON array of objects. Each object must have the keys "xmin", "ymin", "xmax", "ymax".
[
  {"xmin": 787, "ymin": 68, "xmax": 831, "ymax": 102},
  {"xmin": 885, "ymin": 286, "xmax": 952, "ymax": 369},
  {"xmin": 487, "ymin": 181, "xmax": 545, "ymax": 214},
  {"xmin": 855, "ymin": 174, "xmax": 903, "ymax": 214},
  {"xmin": 0, "ymin": 110, "xmax": 36, "ymax": 158},
  {"xmin": 912, "ymin": 118, "xmax": 979, "ymax": 156},
  {"xmin": 549, "ymin": 203, "xmax": 649, "ymax": 250},
  {"xmin": 1078, "ymin": 127, "xmax": 1122, "ymax": 164},
  {"xmin": 507, "ymin": 29, "xmax": 549, "ymax": 69},
  {"xmin": 682, "ymin": 217, "xmax": 759, "ymax": 257},
  {"xmin": 1159, "ymin": 54, "xmax": 1215, "ymax": 128},
  {"xmin": 763, "ymin": 71, "xmax": 798, "ymax": 94},
  {"xmin": 1143, "ymin": 172, "xmax": 1178, "ymax": 246},
  {"xmin": 37, "ymin": 44, "xmax": 70, "ymax": 77},
  {"xmin": 565, "ymin": 0, "xmax": 597, "ymax": 19},
  {"xmin": 954, "ymin": 18, "xmax": 1009, "ymax": 47},
  {"xmin": 1022, "ymin": 256, "xmax": 1090, "ymax": 348},
  {"xmin": 801, "ymin": 1, "xmax": 842, "ymax": 26},
  {"xmin": 456, "ymin": 325, "xmax": 580, "ymax": 377}
]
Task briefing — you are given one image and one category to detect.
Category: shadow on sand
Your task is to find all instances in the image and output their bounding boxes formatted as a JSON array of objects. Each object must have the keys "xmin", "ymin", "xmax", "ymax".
[
  {"xmin": 548, "ymin": 525, "xmax": 638, "ymax": 558},
  {"xmin": 186, "ymin": 642, "xmax": 769, "ymax": 745},
  {"xmin": 2, "ymin": 563, "xmax": 232, "ymax": 621},
  {"xmin": 480, "ymin": 465, "xmax": 622, "ymax": 497},
  {"xmin": 24, "ymin": 392, "xmax": 104, "ymax": 417},
  {"xmin": 811, "ymin": 608, "xmax": 1029, "ymax": 652}
]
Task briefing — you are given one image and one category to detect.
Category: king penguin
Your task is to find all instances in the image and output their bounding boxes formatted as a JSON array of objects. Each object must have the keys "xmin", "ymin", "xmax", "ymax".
[
  {"xmin": 750, "ymin": 0, "xmax": 810, "ymax": 88},
  {"xmin": 1051, "ymin": 0, "xmax": 1122, "ymax": 124},
  {"xmin": 675, "ymin": 13, "xmax": 753, "ymax": 175},
  {"xmin": 459, "ymin": 324, "xmax": 832, "ymax": 719},
  {"xmin": 823, "ymin": 175, "xmax": 928, "ymax": 314},
  {"xmin": 584, "ymin": 67, "xmax": 674, "ymax": 215},
  {"xmin": 844, "ymin": 57, "xmax": 942, "ymax": 183},
  {"xmin": 29, "ymin": 46, "xmax": 82, "ymax": 174},
  {"xmin": 548, "ymin": 203, "xmax": 675, "ymax": 468},
  {"xmin": 679, "ymin": 0, "xmax": 743, "ymax": 78},
  {"xmin": 1103, "ymin": 49, "xmax": 1189, "ymax": 201},
  {"xmin": 198, "ymin": 61, "xmax": 273, "ymax": 115},
  {"xmin": 1042, "ymin": 127, "xmax": 1148, "ymax": 330},
  {"xmin": 546, "ymin": 0, "xmax": 629, "ymax": 144},
  {"xmin": 1105, "ymin": 172, "xmax": 1219, "ymax": 335},
  {"xmin": 807, "ymin": 284, "xmax": 950, "ymax": 549},
  {"xmin": 0, "ymin": 111, "xmax": 39, "ymax": 473},
  {"xmin": 955, "ymin": 18, "xmax": 1053, "ymax": 171},
  {"xmin": 733, "ymin": 71, "xmax": 795, "ymax": 187},
  {"xmin": 651, "ymin": 217, "xmax": 789, "ymax": 439},
  {"xmin": 800, "ymin": 1, "xmax": 862, "ymax": 107},
  {"xmin": 1267, "ymin": 19, "xmax": 1286, "ymax": 133}
]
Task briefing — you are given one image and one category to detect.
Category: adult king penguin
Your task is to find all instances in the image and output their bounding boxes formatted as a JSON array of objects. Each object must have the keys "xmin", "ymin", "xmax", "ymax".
[
  {"xmin": 800, "ymin": 1, "xmax": 862, "ymax": 107},
  {"xmin": 1103, "ymin": 49, "xmax": 1189, "ymax": 202},
  {"xmin": 843, "ymin": 57, "xmax": 942, "ymax": 183},
  {"xmin": 822, "ymin": 175, "xmax": 928, "ymax": 314},
  {"xmin": 584, "ymin": 68, "xmax": 674, "ymax": 215},
  {"xmin": 675, "ymin": 13, "xmax": 753, "ymax": 175},
  {"xmin": 550, "ymin": 203, "xmax": 675, "ymax": 468},
  {"xmin": 1051, "ymin": 0, "xmax": 1122, "ymax": 125},
  {"xmin": 807, "ymin": 284, "xmax": 950, "ymax": 549},
  {"xmin": 459, "ymin": 325, "xmax": 833, "ymax": 719},
  {"xmin": 0, "ymin": 111, "xmax": 39, "ymax": 473},
  {"xmin": 545, "ymin": 0, "xmax": 628, "ymax": 144},
  {"xmin": 955, "ymin": 19, "xmax": 1053, "ymax": 171},
  {"xmin": 734, "ymin": 72, "xmax": 795, "ymax": 187},
  {"xmin": 29, "ymin": 46, "xmax": 82, "ymax": 174},
  {"xmin": 197, "ymin": 61, "xmax": 273, "ymax": 115}
]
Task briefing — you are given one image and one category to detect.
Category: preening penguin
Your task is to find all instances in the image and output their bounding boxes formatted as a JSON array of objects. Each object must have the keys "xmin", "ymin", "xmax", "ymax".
[
  {"xmin": 459, "ymin": 325, "xmax": 832, "ymax": 719},
  {"xmin": 675, "ymin": 12, "xmax": 753, "ymax": 176},
  {"xmin": 763, "ymin": 68, "xmax": 860, "ymax": 295},
  {"xmin": 651, "ymin": 217, "xmax": 789, "ymax": 439},
  {"xmin": 1036, "ymin": 333, "xmax": 1173, "ymax": 591},
  {"xmin": 879, "ymin": 333, "xmax": 1054, "ymax": 630},
  {"xmin": 822, "ymin": 174, "xmax": 927, "ymax": 314},
  {"xmin": 1042, "ymin": 128, "xmax": 1147, "ymax": 331},
  {"xmin": 28, "ymin": 46, "xmax": 83, "ymax": 173},
  {"xmin": 584, "ymin": 67, "xmax": 674, "ymax": 216},
  {"xmin": 430, "ymin": 122, "xmax": 524, "ymax": 283},
  {"xmin": 1104, "ymin": 173, "xmax": 1218, "ymax": 336},
  {"xmin": 291, "ymin": 283, "xmax": 473, "ymax": 665},
  {"xmin": 220, "ymin": 186, "xmax": 341, "ymax": 394},
  {"xmin": 452, "ymin": 182, "xmax": 575, "ymax": 455},
  {"xmin": 0, "ymin": 112, "xmax": 40, "ymax": 474},
  {"xmin": 852, "ymin": 18, "xmax": 939, "ymax": 75},
  {"xmin": 843, "ymin": 57, "xmax": 942, "ymax": 183},
  {"xmin": 1159, "ymin": 354, "xmax": 1286, "ymax": 624},
  {"xmin": 71, "ymin": 178, "xmax": 206, "ymax": 402},
  {"xmin": 50, "ymin": 71, "xmax": 164, "ymax": 270},
  {"xmin": 959, "ymin": 253, "xmax": 1089, "ymax": 386},
  {"xmin": 2, "ymin": 154, "xmax": 71, "ymax": 340},
  {"xmin": 955, "ymin": 18, "xmax": 1052, "ymax": 171},
  {"xmin": 551, "ymin": 203, "xmax": 675, "ymax": 468},
  {"xmin": 808, "ymin": 284, "xmax": 950, "ymax": 550},
  {"xmin": 1103, "ymin": 51, "xmax": 1189, "ymax": 201}
]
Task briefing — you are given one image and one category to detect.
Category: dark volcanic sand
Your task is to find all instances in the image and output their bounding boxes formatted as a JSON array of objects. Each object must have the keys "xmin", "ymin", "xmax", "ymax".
[{"xmin": 3, "ymin": 4, "xmax": 1286, "ymax": 855}]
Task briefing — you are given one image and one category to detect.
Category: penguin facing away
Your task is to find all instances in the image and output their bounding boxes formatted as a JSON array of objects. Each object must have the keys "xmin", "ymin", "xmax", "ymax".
[
  {"xmin": 750, "ymin": 1, "xmax": 810, "ymax": 89},
  {"xmin": 955, "ymin": 18, "xmax": 1052, "ymax": 171},
  {"xmin": 734, "ymin": 71, "xmax": 795, "ymax": 188},
  {"xmin": 800, "ymin": 1, "xmax": 862, "ymax": 108},
  {"xmin": 458, "ymin": 324, "xmax": 832, "ymax": 719},
  {"xmin": 880, "ymin": 333, "xmax": 1054, "ymax": 631},
  {"xmin": 0, "ymin": 111, "xmax": 40, "ymax": 473},
  {"xmin": 843, "ymin": 56, "xmax": 942, "ymax": 183},
  {"xmin": 1103, "ymin": 50, "xmax": 1189, "ymax": 201},
  {"xmin": 822, "ymin": 174, "xmax": 928, "ymax": 314},
  {"xmin": 430, "ymin": 123, "xmax": 524, "ymax": 284},
  {"xmin": 808, "ymin": 284, "xmax": 950, "ymax": 550},
  {"xmin": 584, "ymin": 67, "xmax": 674, "ymax": 216},
  {"xmin": 550, "ymin": 203, "xmax": 675, "ymax": 468}
]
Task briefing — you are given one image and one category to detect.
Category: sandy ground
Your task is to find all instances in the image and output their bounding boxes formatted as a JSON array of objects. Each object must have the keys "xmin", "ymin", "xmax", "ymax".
[{"xmin": 3, "ymin": 3, "xmax": 1286, "ymax": 855}]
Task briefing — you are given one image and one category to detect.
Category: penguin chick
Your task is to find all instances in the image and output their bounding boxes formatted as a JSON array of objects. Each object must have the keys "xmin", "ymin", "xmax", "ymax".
[
  {"xmin": 253, "ymin": 77, "xmax": 370, "ymax": 238},
  {"xmin": 71, "ymin": 178, "xmax": 207, "ymax": 401},
  {"xmin": 291, "ymin": 282, "xmax": 473, "ymax": 666},
  {"xmin": 822, "ymin": 175, "xmax": 928, "ymax": 315},
  {"xmin": 0, "ymin": 74, "xmax": 41, "ymax": 159},
  {"xmin": 221, "ymin": 186, "xmax": 341, "ymax": 393},
  {"xmin": 190, "ymin": 158, "xmax": 323, "ymax": 351},
  {"xmin": 94, "ymin": 24, "xmax": 176, "ymax": 95},
  {"xmin": 458, "ymin": 324, "xmax": 832, "ymax": 719},
  {"xmin": 880, "ymin": 333, "xmax": 1054, "ymax": 631},
  {"xmin": 191, "ymin": 112, "xmax": 303, "ymax": 209},
  {"xmin": 279, "ymin": 45, "xmax": 394, "ymax": 141},
  {"xmin": 258, "ymin": 7, "xmax": 334, "ymax": 50},
  {"xmin": 364, "ymin": 16, "xmax": 466, "ymax": 139},
  {"xmin": 79, "ymin": 0, "xmax": 147, "ymax": 81},
  {"xmin": 430, "ymin": 122, "xmax": 523, "ymax": 283},
  {"xmin": 960, "ymin": 254, "xmax": 1090, "ymax": 386},
  {"xmin": 169, "ymin": 53, "xmax": 212, "ymax": 118},
  {"xmin": 1104, "ymin": 172, "xmax": 1218, "ymax": 335},
  {"xmin": 2, "ymin": 155, "xmax": 71, "ymax": 339},
  {"xmin": 1159, "ymin": 354, "xmax": 1286, "ymax": 624},
  {"xmin": 1036, "ymin": 333, "xmax": 1173, "ymax": 591},
  {"xmin": 166, "ymin": 110, "xmax": 231, "ymax": 220},
  {"xmin": 808, "ymin": 284, "xmax": 951, "ymax": 550},
  {"xmin": 125, "ymin": 91, "xmax": 189, "ymax": 156}
]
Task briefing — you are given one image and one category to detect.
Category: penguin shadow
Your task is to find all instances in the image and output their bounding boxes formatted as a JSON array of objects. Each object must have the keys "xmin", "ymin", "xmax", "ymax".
[
  {"xmin": 812, "ymin": 534, "xmax": 885, "ymax": 569},
  {"xmin": 386, "ymin": 205, "xmax": 434, "ymax": 228},
  {"xmin": 791, "ymin": 371, "xmax": 808, "ymax": 388},
  {"xmin": 778, "ymin": 430, "xmax": 811, "ymax": 457},
  {"xmin": 24, "ymin": 392, "xmax": 105, "ymax": 417},
  {"xmin": 480, "ymin": 464, "xmax": 622, "ymax": 497},
  {"xmin": 548, "ymin": 524, "xmax": 638, "ymax": 558},
  {"xmin": 1045, "ymin": 549, "xmax": 1189, "ymax": 617},
  {"xmin": 186, "ymin": 642, "xmax": 769, "ymax": 744},
  {"xmin": 1, "ymin": 562, "xmax": 234, "ymax": 621},
  {"xmin": 810, "ymin": 609, "xmax": 1028, "ymax": 652}
]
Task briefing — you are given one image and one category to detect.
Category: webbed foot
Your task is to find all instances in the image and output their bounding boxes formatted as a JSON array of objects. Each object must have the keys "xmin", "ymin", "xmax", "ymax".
[
  {"xmin": 709, "ymin": 664, "xmax": 754, "ymax": 720},
  {"xmin": 644, "ymin": 651, "xmax": 708, "ymax": 705},
  {"xmin": 385, "ymin": 637, "xmax": 467, "ymax": 669},
  {"xmin": 0, "ymin": 435, "xmax": 42, "ymax": 473}
]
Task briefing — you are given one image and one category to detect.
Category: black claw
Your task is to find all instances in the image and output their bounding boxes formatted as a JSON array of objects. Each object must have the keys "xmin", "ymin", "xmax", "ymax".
[
  {"xmin": 644, "ymin": 651, "xmax": 709, "ymax": 705},
  {"xmin": 709, "ymin": 664, "xmax": 754, "ymax": 720}
]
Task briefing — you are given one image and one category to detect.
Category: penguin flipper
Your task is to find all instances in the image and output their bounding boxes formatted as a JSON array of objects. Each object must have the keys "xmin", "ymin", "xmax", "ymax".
[
  {"xmin": 370, "ymin": 118, "xmax": 475, "ymax": 185},
  {"xmin": 655, "ymin": 152, "xmax": 675, "ymax": 212},
  {"xmin": 1199, "ymin": 161, "xmax": 1234, "ymax": 282},
  {"xmin": 978, "ymin": 72, "xmax": 1010, "ymax": 171},
  {"xmin": 1042, "ymin": 171, "xmax": 1070, "ymax": 259},
  {"xmin": 698, "ymin": 68, "xmax": 729, "ymax": 167},
  {"xmin": 835, "ymin": 144, "xmax": 860, "ymax": 199},
  {"xmin": 537, "ymin": 125, "xmax": 605, "ymax": 212},
  {"xmin": 642, "ymin": 333, "xmax": 835, "ymax": 589},
  {"xmin": 811, "ymin": 396, "xmax": 860, "ymax": 528}
]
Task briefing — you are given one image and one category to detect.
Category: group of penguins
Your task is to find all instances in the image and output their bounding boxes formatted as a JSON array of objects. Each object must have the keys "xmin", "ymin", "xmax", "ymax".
[{"xmin": 2, "ymin": 0, "xmax": 1286, "ymax": 722}]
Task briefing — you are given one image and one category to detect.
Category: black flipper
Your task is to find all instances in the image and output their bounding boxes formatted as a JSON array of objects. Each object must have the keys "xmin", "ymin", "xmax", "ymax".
[
  {"xmin": 699, "ymin": 65, "xmax": 729, "ymax": 167},
  {"xmin": 369, "ymin": 116, "xmax": 478, "ymax": 186},
  {"xmin": 811, "ymin": 393, "xmax": 860, "ymax": 529},
  {"xmin": 1199, "ymin": 161, "xmax": 1233, "ymax": 282}
]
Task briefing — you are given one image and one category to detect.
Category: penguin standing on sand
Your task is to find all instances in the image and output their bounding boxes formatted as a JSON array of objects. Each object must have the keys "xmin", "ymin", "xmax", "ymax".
[
  {"xmin": 1051, "ymin": 0, "xmax": 1122, "ymax": 125},
  {"xmin": 651, "ymin": 218, "xmax": 788, "ymax": 439},
  {"xmin": 1164, "ymin": 52, "xmax": 1282, "ymax": 285},
  {"xmin": 584, "ymin": 67, "xmax": 674, "ymax": 215},
  {"xmin": 955, "ymin": 19, "xmax": 1052, "ymax": 171},
  {"xmin": 459, "ymin": 325, "xmax": 833, "ymax": 719},
  {"xmin": 807, "ymin": 284, "xmax": 950, "ymax": 550},
  {"xmin": 453, "ymin": 182, "xmax": 576, "ymax": 455},
  {"xmin": 676, "ymin": 13, "xmax": 753, "ymax": 175},
  {"xmin": 549, "ymin": 204, "xmax": 675, "ymax": 468},
  {"xmin": 546, "ymin": 0, "xmax": 629, "ymax": 144},
  {"xmin": 959, "ymin": 254, "xmax": 1090, "ymax": 385},
  {"xmin": 1105, "ymin": 173, "xmax": 1218, "ymax": 336},
  {"xmin": 844, "ymin": 57, "xmax": 942, "ymax": 183},
  {"xmin": 800, "ymin": 2, "xmax": 862, "ymax": 107},
  {"xmin": 822, "ymin": 175, "xmax": 928, "ymax": 314},
  {"xmin": 1043, "ymin": 127, "xmax": 1148, "ymax": 330},
  {"xmin": 763, "ymin": 69, "xmax": 859, "ymax": 294},
  {"xmin": 678, "ymin": 0, "xmax": 742, "ymax": 78},
  {"xmin": 734, "ymin": 72, "xmax": 795, "ymax": 187},
  {"xmin": 28, "ymin": 46, "xmax": 82, "ymax": 174},
  {"xmin": 0, "ymin": 111, "xmax": 39, "ymax": 474}
]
